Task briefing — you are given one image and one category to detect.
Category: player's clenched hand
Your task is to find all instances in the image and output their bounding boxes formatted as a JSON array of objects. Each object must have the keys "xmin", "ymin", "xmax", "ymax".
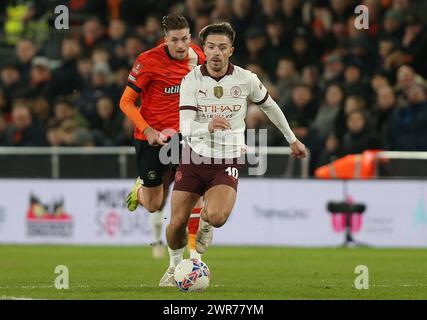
[
  {"xmin": 208, "ymin": 116, "xmax": 231, "ymax": 133},
  {"xmin": 144, "ymin": 126, "xmax": 167, "ymax": 146},
  {"xmin": 290, "ymin": 139, "xmax": 307, "ymax": 159}
]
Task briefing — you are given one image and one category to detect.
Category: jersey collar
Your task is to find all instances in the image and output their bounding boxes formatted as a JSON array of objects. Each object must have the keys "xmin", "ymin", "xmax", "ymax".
[
  {"xmin": 201, "ymin": 62, "xmax": 234, "ymax": 82},
  {"xmin": 164, "ymin": 45, "xmax": 177, "ymax": 60}
]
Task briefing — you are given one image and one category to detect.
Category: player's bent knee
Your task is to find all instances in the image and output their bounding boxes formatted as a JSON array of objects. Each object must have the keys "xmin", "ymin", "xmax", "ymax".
[
  {"xmin": 143, "ymin": 196, "xmax": 163, "ymax": 212},
  {"xmin": 140, "ymin": 187, "xmax": 164, "ymax": 212},
  {"xmin": 208, "ymin": 213, "xmax": 228, "ymax": 228},
  {"xmin": 145, "ymin": 202, "xmax": 162, "ymax": 213},
  {"xmin": 169, "ymin": 215, "xmax": 189, "ymax": 230}
]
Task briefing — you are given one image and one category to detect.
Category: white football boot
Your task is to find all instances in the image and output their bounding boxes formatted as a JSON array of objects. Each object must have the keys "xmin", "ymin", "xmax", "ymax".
[
  {"xmin": 196, "ymin": 218, "xmax": 213, "ymax": 254},
  {"xmin": 159, "ymin": 266, "xmax": 176, "ymax": 287}
]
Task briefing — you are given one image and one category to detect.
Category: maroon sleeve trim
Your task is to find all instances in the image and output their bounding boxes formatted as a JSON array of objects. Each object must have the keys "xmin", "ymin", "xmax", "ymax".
[
  {"xmin": 180, "ymin": 105, "xmax": 198, "ymax": 111},
  {"xmin": 253, "ymin": 92, "xmax": 269, "ymax": 105}
]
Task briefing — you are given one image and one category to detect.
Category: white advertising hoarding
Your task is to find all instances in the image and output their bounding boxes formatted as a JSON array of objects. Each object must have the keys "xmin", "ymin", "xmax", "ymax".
[
  {"xmin": 215, "ymin": 179, "xmax": 344, "ymax": 246},
  {"xmin": 0, "ymin": 180, "xmax": 154, "ymax": 245},
  {"xmin": 347, "ymin": 180, "xmax": 427, "ymax": 247},
  {"xmin": 0, "ymin": 179, "xmax": 426, "ymax": 247}
]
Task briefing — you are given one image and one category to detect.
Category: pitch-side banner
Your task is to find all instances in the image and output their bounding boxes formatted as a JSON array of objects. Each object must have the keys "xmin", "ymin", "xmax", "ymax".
[{"xmin": 0, "ymin": 179, "xmax": 426, "ymax": 246}]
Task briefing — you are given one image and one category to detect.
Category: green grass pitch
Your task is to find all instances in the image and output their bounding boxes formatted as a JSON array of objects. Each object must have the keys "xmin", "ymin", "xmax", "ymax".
[{"xmin": 0, "ymin": 245, "xmax": 426, "ymax": 300}]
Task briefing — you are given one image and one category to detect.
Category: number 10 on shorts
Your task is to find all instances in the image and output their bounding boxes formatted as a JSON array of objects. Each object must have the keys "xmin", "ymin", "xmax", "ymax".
[{"xmin": 225, "ymin": 167, "xmax": 239, "ymax": 179}]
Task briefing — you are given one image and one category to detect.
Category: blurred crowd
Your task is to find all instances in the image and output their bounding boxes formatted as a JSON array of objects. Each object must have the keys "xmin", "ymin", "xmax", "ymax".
[{"xmin": 0, "ymin": 0, "xmax": 427, "ymax": 171}]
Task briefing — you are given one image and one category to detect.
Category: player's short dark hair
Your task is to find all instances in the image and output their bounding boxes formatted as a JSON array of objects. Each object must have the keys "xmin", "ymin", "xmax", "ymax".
[
  {"xmin": 161, "ymin": 14, "xmax": 190, "ymax": 34},
  {"xmin": 199, "ymin": 22, "xmax": 235, "ymax": 45}
]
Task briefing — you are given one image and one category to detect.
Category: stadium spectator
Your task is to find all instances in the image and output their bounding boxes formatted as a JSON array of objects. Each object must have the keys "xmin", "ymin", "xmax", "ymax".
[
  {"xmin": 343, "ymin": 61, "xmax": 369, "ymax": 97},
  {"xmin": 140, "ymin": 16, "xmax": 163, "ymax": 48},
  {"xmin": 322, "ymin": 53, "xmax": 345, "ymax": 83},
  {"xmin": 266, "ymin": 18, "xmax": 286, "ymax": 80},
  {"xmin": 288, "ymin": 28, "xmax": 318, "ymax": 72},
  {"xmin": 210, "ymin": 0, "xmax": 232, "ymax": 22},
  {"xmin": 372, "ymin": 85, "xmax": 397, "ymax": 142},
  {"xmin": 334, "ymin": 95, "xmax": 367, "ymax": 140},
  {"xmin": 371, "ymin": 72, "xmax": 391, "ymax": 92},
  {"xmin": 380, "ymin": 9, "xmax": 405, "ymax": 41},
  {"xmin": 114, "ymin": 117, "xmax": 134, "ymax": 146},
  {"xmin": 395, "ymin": 65, "xmax": 426, "ymax": 111},
  {"xmin": 32, "ymin": 97, "xmax": 51, "ymax": 127},
  {"xmin": 240, "ymin": 28, "xmax": 269, "ymax": 69},
  {"xmin": 75, "ymin": 62, "xmax": 113, "ymax": 121},
  {"xmin": 388, "ymin": 84, "xmax": 427, "ymax": 151},
  {"xmin": 105, "ymin": 19, "xmax": 128, "ymax": 60},
  {"xmin": 401, "ymin": 15, "xmax": 427, "ymax": 78},
  {"xmin": 286, "ymin": 83, "xmax": 322, "ymax": 171},
  {"xmin": 51, "ymin": 38, "xmax": 83, "ymax": 98},
  {"xmin": 46, "ymin": 120, "xmax": 63, "ymax": 147},
  {"xmin": 14, "ymin": 38, "xmax": 38, "ymax": 85},
  {"xmin": 67, "ymin": 0, "xmax": 108, "ymax": 25},
  {"xmin": 230, "ymin": 0, "xmax": 261, "ymax": 62},
  {"xmin": 0, "ymin": 63, "xmax": 21, "ymax": 116},
  {"xmin": 312, "ymin": 83, "xmax": 344, "ymax": 141},
  {"xmin": 276, "ymin": 58, "xmax": 300, "ymax": 107},
  {"xmin": 2, "ymin": 105, "xmax": 47, "ymax": 146},
  {"xmin": 55, "ymin": 118, "xmax": 96, "ymax": 147},
  {"xmin": 192, "ymin": 12, "xmax": 211, "ymax": 39},
  {"xmin": 14, "ymin": 56, "xmax": 54, "ymax": 102},
  {"xmin": 301, "ymin": 65, "xmax": 321, "ymax": 100},
  {"xmin": 338, "ymin": 109, "xmax": 382, "ymax": 157},
  {"xmin": 287, "ymin": 83, "xmax": 319, "ymax": 126},
  {"xmin": 90, "ymin": 96, "xmax": 123, "ymax": 145},
  {"xmin": 330, "ymin": 0, "xmax": 354, "ymax": 23},
  {"xmin": 73, "ymin": 127, "xmax": 96, "ymax": 147},
  {"xmin": 260, "ymin": 0, "xmax": 282, "ymax": 24},
  {"xmin": 53, "ymin": 100, "xmax": 89, "ymax": 129},
  {"xmin": 281, "ymin": 0, "xmax": 303, "ymax": 37},
  {"xmin": 80, "ymin": 17, "xmax": 109, "ymax": 56},
  {"xmin": 122, "ymin": 35, "xmax": 145, "ymax": 68}
]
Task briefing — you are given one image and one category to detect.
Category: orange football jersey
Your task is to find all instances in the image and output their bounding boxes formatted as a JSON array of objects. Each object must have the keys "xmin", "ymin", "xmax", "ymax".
[{"xmin": 127, "ymin": 43, "xmax": 205, "ymax": 140}]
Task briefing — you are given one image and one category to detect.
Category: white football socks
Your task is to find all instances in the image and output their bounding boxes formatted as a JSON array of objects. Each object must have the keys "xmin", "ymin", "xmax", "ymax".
[
  {"xmin": 190, "ymin": 249, "xmax": 202, "ymax": 260},
  {"xmin": 168, "ymin": 246, "xmax": 185, "ymax": 268},
  {"xmin": 150, "ymin": 209, "xmax": 164, "ymax": 244}
]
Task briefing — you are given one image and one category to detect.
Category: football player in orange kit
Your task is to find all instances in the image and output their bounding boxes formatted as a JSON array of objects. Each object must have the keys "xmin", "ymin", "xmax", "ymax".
[{"xmin": 119, "ymin": 14, "xmax": 204, "ymax": 274}]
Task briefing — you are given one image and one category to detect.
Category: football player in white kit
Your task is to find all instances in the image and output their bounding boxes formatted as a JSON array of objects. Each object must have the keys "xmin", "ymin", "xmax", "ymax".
[{"xmin": 159, "ymin": 22, "xmax": 307, "ymax": 285}]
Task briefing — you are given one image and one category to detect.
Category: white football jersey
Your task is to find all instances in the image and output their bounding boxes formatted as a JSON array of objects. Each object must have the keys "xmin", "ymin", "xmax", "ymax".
[{"xmin": 179, "ymin": 63, "xmax": 268, "ymax": 158}]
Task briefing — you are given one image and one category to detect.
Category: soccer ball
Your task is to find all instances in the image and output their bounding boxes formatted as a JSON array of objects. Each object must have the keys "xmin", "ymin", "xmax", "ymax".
[{"xmin": 174, "ymin": 259, "xmax": 210, "ymax": 292}]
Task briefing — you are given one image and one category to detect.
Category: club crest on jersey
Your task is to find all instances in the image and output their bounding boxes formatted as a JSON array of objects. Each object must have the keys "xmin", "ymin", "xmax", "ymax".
[
  {"xmin": 164, "ymin": 85, "xmax": 180, "ymax": 94},
  {"xmin": 132, "ymin": 62, "xmax": 143, "ymax": 75},
  {"xmin": 230, "ymin": 86, "xmax": 241, "ymax": 98},
  {"xmin": 214, "ymin": 86, "xmax": 223, "ymax": 99}
]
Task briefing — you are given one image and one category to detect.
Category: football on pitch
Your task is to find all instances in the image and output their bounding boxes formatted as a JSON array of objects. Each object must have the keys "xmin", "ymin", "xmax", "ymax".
[{"xmin": 174, "ymin": 258, "xmax": 210, "ymax": 292}]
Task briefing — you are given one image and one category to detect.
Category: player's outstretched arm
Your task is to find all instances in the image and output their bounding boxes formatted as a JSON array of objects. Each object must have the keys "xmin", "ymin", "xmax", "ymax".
[
  {"xmin": 257, "ymin": 95, "xmax": 307, "ymax": 159},
  {"xmin": 119, "ymin": 87, "xmax": 149, "ymax": 132},
  {"xmin": 119, "ymin": 87, "xmax": 166, "ymax": 146}
]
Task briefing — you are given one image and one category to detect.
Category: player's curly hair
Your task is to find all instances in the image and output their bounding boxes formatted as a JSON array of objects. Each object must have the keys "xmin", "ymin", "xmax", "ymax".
[
  {"xmin": 199, "ymin": 22, "xmax": 235, "ymax": 45},
  {"xmin": 161, "ymin": 14, "xmax": 190, "ymax": 34}
]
